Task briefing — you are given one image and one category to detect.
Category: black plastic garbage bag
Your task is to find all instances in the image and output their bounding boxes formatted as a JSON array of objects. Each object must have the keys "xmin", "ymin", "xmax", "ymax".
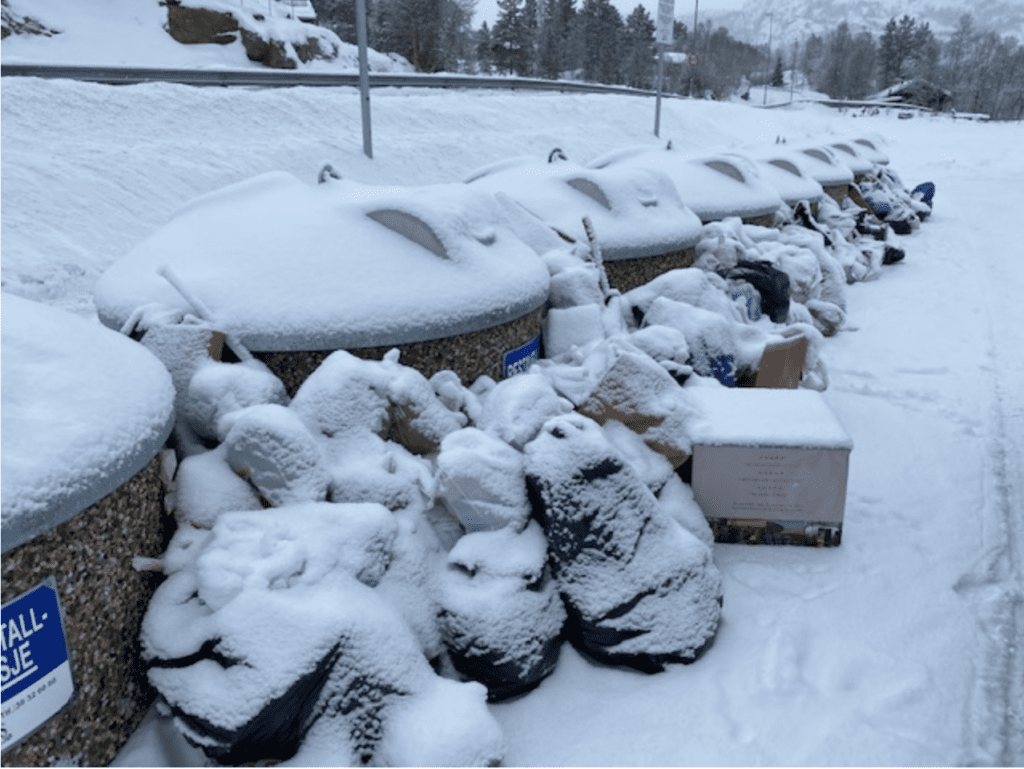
[
  {"xmin": 524, "ymin": 414, "xmax": 723, "ymax": 673},
  {"xmin": 725, "ymin": 260, "xmax": 791, "ymax": 323},
  {"xmin": 438, "ymin": 522, "xmax": 565, "ymax": 702}
]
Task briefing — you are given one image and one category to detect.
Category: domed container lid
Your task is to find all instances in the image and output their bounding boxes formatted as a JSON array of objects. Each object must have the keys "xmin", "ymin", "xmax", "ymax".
[
  {"xmin": 769, "ymin": 146, "xmax": 855, "ymax": 188},
  {"xmin": 740, "ymin": 149, "xmax": 825, "ymax": 208},
  {"xmin": 465, "ymin": 156, "xmax": 703, "ymax": 261},
  {"xmin": 589, "ymin": 146, "xmax": 785, "ymax": 223},
  {"xmin": 847, "ymin": 136, "xmax": 890, "ymax": 165},
  {"xmin": 1, "ymin": 295, "xmax": 176, "ymax": 553},
  {"xmin": 825, "ymin": 141, "xmax": 875, "ymax": 176},
  {"xmin": 94, "ymin": 173, "xmax": 551, "ymax": 352}
]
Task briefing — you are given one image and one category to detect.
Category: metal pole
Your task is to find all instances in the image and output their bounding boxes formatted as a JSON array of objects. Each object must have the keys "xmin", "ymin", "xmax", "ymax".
[
  {"xmin": 790, "ymin": 40, "xmax": 797, "ymax": 103},
  {"xmin": 355, "ymin": 0, "xmax": 373, "ymax": 158},
  {"xmin": 654, "ymin": 45, "xmax": 665, "ymax": 136},
  {"xmin": 762, "ymin": 13, "xmax": 773, "ymax": 106},
  {"xmin": 690, "ymin": 0, "xmax": 698, "ymax": 97}
]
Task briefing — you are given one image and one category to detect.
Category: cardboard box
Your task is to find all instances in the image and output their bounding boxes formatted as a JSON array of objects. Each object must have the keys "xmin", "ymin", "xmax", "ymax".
[
  {"xmin": 686, "ymin": 387, "xmax": 852, "ymax": 546},
  {"xmin": 754, "ymin": 334, "xmax": 808, "ymax": 389}
]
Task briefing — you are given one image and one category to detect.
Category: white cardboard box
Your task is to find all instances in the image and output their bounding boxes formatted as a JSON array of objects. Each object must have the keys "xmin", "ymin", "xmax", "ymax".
[{"xmin": 686, "ymin": 386, "xmax": 853, "ymax": 546}]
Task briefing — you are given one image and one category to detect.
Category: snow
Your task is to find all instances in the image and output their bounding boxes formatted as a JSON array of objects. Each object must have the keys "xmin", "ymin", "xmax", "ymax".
[
  {"xmin": 465, "ymin": 157, "xmax": 704, "ymax": 261},
  {"xmin": 0, "ymin": 0, "xmax": 411, "ymax": 72},
  {"xmin": 685, "ymin": 387, "xmax": 854, "ymax": 449},
  {"xmin": 92, "ymin": 174, "xmax": 552, "ymax": 351},
  {"xmin": 589, "ymin": 146, "xmax": 786, "ymax": 223},
  {"xmin": 746, "ymin": 154, "xmax": 826, "ymax": 207},
  {"xmin": 784, "ymin": 144, "xmax": 858, "ymax": 187},
  {"xmin": 0, "ymin": 294, "xmax": 176, "ymax": 552},
  {"xmin": 5, "ymin": 7, "xmax": 1024, "ymax": 766}
]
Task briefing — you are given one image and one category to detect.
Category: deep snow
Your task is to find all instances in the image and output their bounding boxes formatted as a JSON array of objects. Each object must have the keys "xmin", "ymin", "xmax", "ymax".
[{"xmin": 3, "ymin": 5, "xmax": 1024, "ymax": 766}]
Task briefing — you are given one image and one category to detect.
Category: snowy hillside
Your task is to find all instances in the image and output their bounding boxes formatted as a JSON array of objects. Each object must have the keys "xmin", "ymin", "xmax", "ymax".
[
  {"xmin": 712, "ymin": 0, "xmax": 1024, "ymax": 44},
  {"xmin": 3, "ymin": 4, "xmax": 1024, "ymax": 767},
  {"xmin": 0, "ymin": 0, "xmax": 412, "ymax": 71}
]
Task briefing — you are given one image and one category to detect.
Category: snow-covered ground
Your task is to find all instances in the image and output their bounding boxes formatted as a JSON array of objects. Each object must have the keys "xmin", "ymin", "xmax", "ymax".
[{"xmin": 3, "ymin": 6, "xmax": 1024, "ymax": 766}]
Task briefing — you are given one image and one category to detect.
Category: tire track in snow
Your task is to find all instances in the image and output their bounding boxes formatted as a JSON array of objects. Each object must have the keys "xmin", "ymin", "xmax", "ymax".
[{"xmin": 947, "ymin": 178, "xmax": 1024, "ymax": 766}]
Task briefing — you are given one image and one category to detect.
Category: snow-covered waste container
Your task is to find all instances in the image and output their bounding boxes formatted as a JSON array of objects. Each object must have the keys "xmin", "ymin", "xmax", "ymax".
[
  {"xmin": 1, "ymin": 294, "xmax": 175, "ymax": 766},
  {"xmin": 847, "ymin": 135, "xmax": 890, "ymax": 166},
  {"xmin": 93, "ymin": 172, "xmax": 551, "ymax": 395},
  {"xmin": 465, "ymin": 155, "xmax": 703, "ymax": 292},
  {"xmin": 588, "ymin": 146, "xmax": 785, "ymax": 227},
  {"xmin": 761, "ymin": 145, "xmax": 856, "ymax": 206},
  {"xmin": 825, "ymin": 141, "xmax": 876, "ymax": 182},
  {"xmin": 741, "ymin": 150, "xmax": 826, "ymax": 216},
  {"xmin": 686, "ymin": 385, "xmax": 853, "ymax": 547}
]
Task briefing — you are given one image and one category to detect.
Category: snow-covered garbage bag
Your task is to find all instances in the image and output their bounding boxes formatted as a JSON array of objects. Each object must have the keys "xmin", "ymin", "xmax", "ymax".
[
  {"xmin": 141, "ymin": 503, "xmax": 504, "ymax": 766},
  {"xmin": 438, "ymin": 522, "xmax": 566, "ymax": 701},
  {"xmin": 524, "ymin": 414, "xmax": 723, "ymax": 672},
  {"xmin": 436, "ymin": 427, "xmax": 532, "ymax": 533}
]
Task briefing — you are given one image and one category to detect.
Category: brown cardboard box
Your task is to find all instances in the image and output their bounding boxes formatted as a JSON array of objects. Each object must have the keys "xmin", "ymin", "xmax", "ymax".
[
  {"xmin": 577, "ymin": 347, "xmax": 692, "ymax": 468},
  {"xmin": 755, "ymin": 334, "xmax": 808, "ymax": 389},
  {"xmin": 686, "ymin": 387, "xmax": 852, "ymax": 546}
]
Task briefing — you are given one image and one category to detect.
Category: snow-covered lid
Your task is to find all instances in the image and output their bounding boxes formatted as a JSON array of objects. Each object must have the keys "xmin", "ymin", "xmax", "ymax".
[
  {"xmin": 825, "ymin": 142, "xmax": 875, "ymax": 176},
  {"xmin": 588, "ymin": 147, "xmax": 785, "ymax": 224},
  {"xmin": 465, "ymin": 156, "xmax": 703, "ymax": 261},
  {"xmin": 1, "ymin": 294, "xmax": 176, "ymax": 553},
  {"xmin": 743, "ymin": 153, "xmax": 825, "ymax": 207},
  {"xmin": 768, "ymin": 145, "xmax": 855, "ymax": 188},
  {"xmin": 685, "ymin": 386, "xmax": 853, "ymax": 450},
  {"xmin": 847, "ymin": 136, "xmax": 890, "ymax": 165},
  {"xmin": 94, "ymin": 173, "xmax": 551, "ymax": 351}
]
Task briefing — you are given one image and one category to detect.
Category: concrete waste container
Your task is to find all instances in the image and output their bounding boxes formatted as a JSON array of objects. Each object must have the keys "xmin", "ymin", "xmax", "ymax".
[
  {"xmin": 94, "ymin": 172, "xmax": 551, "ymax": 394},
  {"xmin": 588, "ymin": 147, "xmax": 785, "ymax": 227},
  {"xmin": 743, "ymin": 151, "xmax": 826, "ymax": 216},
  {"xmin": 847, "ymin": 136, "xmax": 890, "ymax": 166},
  {"xmin": 1, "ymin": 295, "xmax": 175, "ymax": 767},
  {"xmin": 465, "ymin": 156, "xmax": 703, "ymax": 293},
  {"xmin": 826, "ymin": 141, "xmax": 875, "ymax": 182},
  {"xmin": 770, "ymin": 146, "xmax": 856, "ymax": 205}
]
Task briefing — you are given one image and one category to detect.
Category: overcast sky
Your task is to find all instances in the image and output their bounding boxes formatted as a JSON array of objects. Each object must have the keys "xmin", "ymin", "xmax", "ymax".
[{"xmin": 472, "ymin": 0, "xmax": 748, "ymax": 29}]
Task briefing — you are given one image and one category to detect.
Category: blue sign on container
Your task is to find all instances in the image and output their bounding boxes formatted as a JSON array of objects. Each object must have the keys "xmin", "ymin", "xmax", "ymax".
[
  {"xmin": 1, "ymin": 578, "xmax": 75, "ymax": 753},
  {"xmin": 503, "ymin": 336, "xmax": 540, "ymax": 379}
]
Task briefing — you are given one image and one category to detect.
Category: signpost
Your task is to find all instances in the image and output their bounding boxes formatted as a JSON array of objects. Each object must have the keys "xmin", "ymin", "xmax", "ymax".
[
  {"xmin": 654, "ymin": 0, "xmax": 674, "ymax": 136},
  {"xmin": 1, "ymin": 578, "xmax": 75, "ymax": 754},
  {"xmin": 355, "ymin": 0, "xmax": 372, "ymax": 158}
]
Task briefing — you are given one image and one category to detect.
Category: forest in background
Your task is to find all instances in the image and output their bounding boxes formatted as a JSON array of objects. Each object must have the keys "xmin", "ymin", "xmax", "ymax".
[{"xmin": 312, "ymin": 0, "xmax": 1024, "ymax": 119}]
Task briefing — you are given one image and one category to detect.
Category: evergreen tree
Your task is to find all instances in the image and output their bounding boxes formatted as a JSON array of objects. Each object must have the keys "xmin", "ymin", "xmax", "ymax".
[
  {"xmin": 908, "ymin": 21, "xmax": 939, "ymax": 81},
  {"xmin": 492, "ymin": 0, "xmax": 530, "ymax": 74},
  {"xmin": 622, "ymin": 4, "xmax": 656, "ymax": 89},
  {"xmin": 802, "ymin": 33, "xmax": 825, "ymax": 88},
  {"xmin": 578, "ymin": 0, "xmax": 624, "ymax": 84},
  {"xmin": 771, "ymin": 52, "xmax": 784, "ymax": 87},
  {"xmin": 475, "ymin": 21, "xmax": 494, "ymax": 72},
  {"xmin": 522, "ymin": 0, "xmax": 540, "ymax": 74}
]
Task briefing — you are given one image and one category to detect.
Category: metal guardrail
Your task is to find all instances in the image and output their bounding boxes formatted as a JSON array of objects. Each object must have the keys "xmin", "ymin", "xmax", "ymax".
[{"xmin": 0, "ymin": 64, "xmax": 671, "ymax": 98}]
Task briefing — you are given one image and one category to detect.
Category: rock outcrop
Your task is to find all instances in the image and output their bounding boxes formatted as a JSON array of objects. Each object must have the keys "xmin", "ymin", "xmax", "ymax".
[
  {"xmin": 163, "ymin": 0, "xmax": 339, "ymax": 68},
  {"xmin": 164, "ymin": 0, "xmax": 238, "ymax": 45},
  {"xmin": 1, "ymin": 0, "xmax": 60, "ymax": 39}
]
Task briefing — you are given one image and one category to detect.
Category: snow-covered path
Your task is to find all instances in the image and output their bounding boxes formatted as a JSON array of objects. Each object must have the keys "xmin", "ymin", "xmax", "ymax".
[{"xmin": 3, "ymin": 72, "xmax": 1022, "ymax": 765}]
